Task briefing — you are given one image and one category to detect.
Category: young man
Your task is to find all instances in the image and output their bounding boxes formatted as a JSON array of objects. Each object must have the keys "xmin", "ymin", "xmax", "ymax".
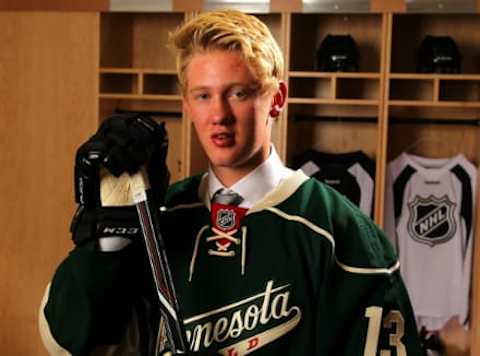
[{"xmin": 40, "ymin": 9, "xmax": 423, "ymax": 355}]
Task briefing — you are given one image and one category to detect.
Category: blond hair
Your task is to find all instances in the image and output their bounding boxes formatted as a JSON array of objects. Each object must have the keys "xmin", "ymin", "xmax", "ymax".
[{"xmin": 170, "ymin": 9, "xmax": 284, "ymax": 93}]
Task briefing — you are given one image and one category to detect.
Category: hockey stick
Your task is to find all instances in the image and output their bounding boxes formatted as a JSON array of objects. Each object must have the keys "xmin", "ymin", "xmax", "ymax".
[{"xmin": 131, "ymin": 170, "xmax": 188, "ymax": 355}]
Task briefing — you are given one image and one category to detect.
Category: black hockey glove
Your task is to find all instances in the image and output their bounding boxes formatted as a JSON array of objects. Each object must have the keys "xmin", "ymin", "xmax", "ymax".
[
  {"xmin": 70, "ymin": 113, "xmax": 169, "ymax": 246},
  {"xmin": 159, "ymin": 349, "xmax": 221, "ymax": 356}
]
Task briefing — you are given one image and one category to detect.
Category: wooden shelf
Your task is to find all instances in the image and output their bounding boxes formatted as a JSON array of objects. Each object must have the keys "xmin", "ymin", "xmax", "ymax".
[
  {"xmin": 99, "ymin": 67, "xmax": 177, "ymax": 75},
  {"xmin": 99, "ymin": 93, "xmax": 182, "ymax": 101},
  {"xmin": 389, "ymin": 100, "xmax": 480, "ymax": 108},
  {"xmin": 99, "ymin": 67, "xmax": 141, "ymax": 74},
  {"xmin": 389, "ymin": 73, "xmax": 480, "ymax": 80},
  {"xmin": 288, "ymin": 72, "xmax": 381, "ymax": 102},
  {"xmin": 99, "ymin": 67, "xmax": 179, "ymax": 97},
  {"xmin": 289, "ymin": 71, "xmax": 381, "ymax": 79},
  {"xmin": 389, "ymin": 74, "xmax": 480, "ymax": 103},
  {"xmin": 288, "ymin": 97, "xmax": 379, "ymax": 105}
]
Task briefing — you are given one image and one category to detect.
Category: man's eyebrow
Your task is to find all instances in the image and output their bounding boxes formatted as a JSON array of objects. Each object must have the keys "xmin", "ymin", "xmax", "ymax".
[
  {"xmin": 188, "ymin": 86, "xmax": 210, "ymax": 93},
  {"xmin": 189, "ymin": 82, "xmax": 260, "ymax": 92}
]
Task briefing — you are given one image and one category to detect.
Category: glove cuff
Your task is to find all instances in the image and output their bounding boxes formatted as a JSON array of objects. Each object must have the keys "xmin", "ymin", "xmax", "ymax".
[{"xmin": 71, "ymin": 205, "xmax": 141, "ymax": 246}]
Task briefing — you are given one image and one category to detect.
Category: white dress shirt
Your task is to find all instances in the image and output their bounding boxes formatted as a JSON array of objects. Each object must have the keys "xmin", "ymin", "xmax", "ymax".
[{"xmin": 208, "ymin": 146, "xmax": 294, "ymax": 209}]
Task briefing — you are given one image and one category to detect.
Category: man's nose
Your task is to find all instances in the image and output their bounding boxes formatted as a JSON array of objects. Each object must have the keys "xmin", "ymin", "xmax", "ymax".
[{"xmin": 210, "ymin": 97, "xmax": 232, "ymax": 124}]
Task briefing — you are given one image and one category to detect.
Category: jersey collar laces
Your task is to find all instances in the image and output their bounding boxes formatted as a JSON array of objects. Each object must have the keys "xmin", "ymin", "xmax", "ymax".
[{"xmin": 188, "ymin": 190, "xmax": 248, "ymax": 282}]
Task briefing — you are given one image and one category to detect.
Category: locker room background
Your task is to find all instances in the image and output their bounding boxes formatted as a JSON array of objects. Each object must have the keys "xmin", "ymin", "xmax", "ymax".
[{"xmin": 2, "ymin": 0, "xmax": 480, "ymax": 354}]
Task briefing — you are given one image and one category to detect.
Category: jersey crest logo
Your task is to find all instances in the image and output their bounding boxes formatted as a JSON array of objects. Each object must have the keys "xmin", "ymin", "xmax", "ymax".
[
  {"xmin": 407, "ymin": 195, "xmax": 456, "ymax": 246},
  {"xmin": 209, "ymin": 204, "xmax": 248, "ymax": 255},
  {"xmin": 216, "ymin": 208, "xmax": 236, "ymax": 231}
]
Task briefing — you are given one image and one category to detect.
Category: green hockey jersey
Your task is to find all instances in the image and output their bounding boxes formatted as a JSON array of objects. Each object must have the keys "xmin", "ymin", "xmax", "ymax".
[{"xmin": 41, "ymin": 170, "xmax": 422, "ymax": 355}]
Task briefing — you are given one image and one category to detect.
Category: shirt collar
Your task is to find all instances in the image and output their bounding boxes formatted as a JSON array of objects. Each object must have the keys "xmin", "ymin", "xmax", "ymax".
[{"xmin": 208, "ymin": 146, "xmax": 294, "ymax": 208}]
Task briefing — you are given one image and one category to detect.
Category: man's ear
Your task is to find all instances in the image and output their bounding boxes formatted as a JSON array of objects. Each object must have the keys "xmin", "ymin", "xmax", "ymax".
[{"xmin": 269, "ymin": 81, "xmax": 288, "ymax": 118}]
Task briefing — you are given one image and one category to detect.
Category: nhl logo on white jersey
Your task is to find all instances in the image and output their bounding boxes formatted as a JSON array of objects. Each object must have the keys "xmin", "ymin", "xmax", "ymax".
[
  {"xmin": 407, "ymin": 195, "xmax": 456, "ymax": 246},
  {"xmin": 216, "ymin": 208, "xmax": 236, "ymax": 231}
]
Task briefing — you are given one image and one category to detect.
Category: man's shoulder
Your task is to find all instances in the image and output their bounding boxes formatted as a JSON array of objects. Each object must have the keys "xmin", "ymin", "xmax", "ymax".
[
  {"xmin": 165, "ymin": 173, "xmax": 206, "ymax": 207},
  {"xmin": 282, "ymin": 176, "xmax": 398, "ymax": 270},
  {"xmin": 280, "ymin": 175, "xmax": 354, "ymax": 216}
]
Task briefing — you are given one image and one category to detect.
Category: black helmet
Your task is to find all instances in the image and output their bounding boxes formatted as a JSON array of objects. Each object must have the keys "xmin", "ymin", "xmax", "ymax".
[
  {"xmin": 416, "ymin": 35, "xmax": 461, "ymax": 74},
  {"xmin": 316, "ymin": 34, "xmax": 359, "ymax": 72}
]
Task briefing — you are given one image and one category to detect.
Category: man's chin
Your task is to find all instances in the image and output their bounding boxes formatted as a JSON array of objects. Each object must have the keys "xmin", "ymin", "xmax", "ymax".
[
  {"xmin": 207, "ymin": 152, "xmax": 239, "ymax": 168},
  {"xmin": 210, "ymin": 160, "xmax": 238, "ymax": 169}
]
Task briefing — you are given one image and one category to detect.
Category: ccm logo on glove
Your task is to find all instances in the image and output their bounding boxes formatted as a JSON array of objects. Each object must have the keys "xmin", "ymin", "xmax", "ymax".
[{"xmin": 102, "ymin": 227, "xmax": 140, "ymax": 235}]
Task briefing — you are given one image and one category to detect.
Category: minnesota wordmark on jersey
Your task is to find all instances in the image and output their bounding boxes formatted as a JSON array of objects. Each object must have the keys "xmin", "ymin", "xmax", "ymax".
[{"xmin": 184, "ymin": 280, "xmax": 301, "ymax": 354}]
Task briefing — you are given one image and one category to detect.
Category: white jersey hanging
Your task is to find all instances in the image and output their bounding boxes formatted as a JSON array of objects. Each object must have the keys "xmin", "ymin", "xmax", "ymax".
[
  {"xmin": 384, "ymin": 153, "xmax": 476, "ymax": 331},
  {"xmin": 292, "ymin": 150, "xmax": 375, "ymax": 217}
]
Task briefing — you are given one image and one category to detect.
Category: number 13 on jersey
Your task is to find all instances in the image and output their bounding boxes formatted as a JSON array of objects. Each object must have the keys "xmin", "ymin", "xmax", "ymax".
[{"xmin": 363, "ymin": 306, "xmax": 406, "ymax": 356}]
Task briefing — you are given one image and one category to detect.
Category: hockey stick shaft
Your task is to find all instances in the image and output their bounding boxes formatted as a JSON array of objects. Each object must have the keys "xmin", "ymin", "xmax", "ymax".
[{"xmin": 131, "ymin": 171, "xmax": 188, "ymax": 354}]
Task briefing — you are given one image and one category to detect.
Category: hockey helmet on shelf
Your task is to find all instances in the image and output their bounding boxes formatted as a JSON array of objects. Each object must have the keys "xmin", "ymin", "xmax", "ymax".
[
  {"xmin": 316, "ymin": 34, "xmax": 359, "ymax": 72},
  {"xmin": 416, "ymin": 35, "xmax": 461, "ymax": 74}
]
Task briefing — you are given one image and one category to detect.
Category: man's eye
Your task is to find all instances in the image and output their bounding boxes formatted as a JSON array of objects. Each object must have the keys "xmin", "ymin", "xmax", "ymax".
[
  {"xmin": 230, "ymin": 89, "xmax": 249, "ymax": 100},
  {"xmin": 194, "ymin": 93, "xmax": 209, "ymax": 101}
]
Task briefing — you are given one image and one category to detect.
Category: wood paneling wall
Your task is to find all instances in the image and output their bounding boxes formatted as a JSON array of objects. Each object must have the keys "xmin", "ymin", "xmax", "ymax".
[
  {"xmin": 0, "ymin": 12, "xmax": 98, "ymax": 355},
  {"xmin": 0, "ymin": 0, "xmax": 108, "ymax": 11}
]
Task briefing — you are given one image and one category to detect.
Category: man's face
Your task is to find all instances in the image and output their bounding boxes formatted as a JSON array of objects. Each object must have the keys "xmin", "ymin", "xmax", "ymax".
[{"xmin": 183, "ymin": 50, "xmax": 276, "ymax": 185}]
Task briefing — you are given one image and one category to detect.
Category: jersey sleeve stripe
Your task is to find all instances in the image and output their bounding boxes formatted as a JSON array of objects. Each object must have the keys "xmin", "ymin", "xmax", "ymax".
[
  {"xmin": 451, "ymin": 164, "xmax": 474, "ymax": 245},
  {"xmin": 336, "ymin": 260, "xmax": 400, "ymax": 275},
  {"xmin": 393, "ymin": 165, "xmax": 416, "ymax": 220},
  {"xmin": 266, "ymin": 207, "xmax": 400, "ymax": 275},
  {"xmin": 39, "ymin": 284, "xmax": 73, "ymax": 356},
  {"xmin": 265, "ymin": 207, "xmax": 335, "ymax": 250}
]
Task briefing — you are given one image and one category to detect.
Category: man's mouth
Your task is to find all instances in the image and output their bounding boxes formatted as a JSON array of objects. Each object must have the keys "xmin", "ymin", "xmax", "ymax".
[{"xmin": 212, "ymin": 132, "xmax": 235, "ymax": 147}]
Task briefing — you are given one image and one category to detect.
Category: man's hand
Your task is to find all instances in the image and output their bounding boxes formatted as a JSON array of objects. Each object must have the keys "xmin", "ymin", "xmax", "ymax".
[
  {"xmin": 70, "ymin": 113, "xmax": 169, "ymax": 247},
  {"xmin": 160, "ymin": 350, "xmax": 221, "ymax": 356},
  {"xmin": 75, "ymin": 113, "xmax": 169, "ymax": 206},
  {"xmin": 438, "ymin": 316, "xmax": 470, "ymax": 356}
]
